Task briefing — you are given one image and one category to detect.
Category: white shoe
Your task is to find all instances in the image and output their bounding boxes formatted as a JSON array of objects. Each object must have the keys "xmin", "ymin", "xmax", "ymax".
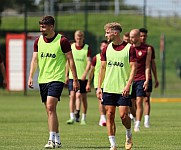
[
  {"xmin": 55, "ymin": 142, "xmax": 62, "ymax": 148},
  {"xmin": 144, "ymin": 122, "xmax": 150, "ymax": 128},
  {"xmin": 125, "ymin": 136, "xmax": 133, "ymax": 150},
  {"xmin": 44, "ymin": 140, "xmax": 55, "ymax": 149},
  {"xmin": 110, "ymin": 146, "xmax": 117, "ymax": 150},
  {"xmin": 134, "ymin": 126, "xmax": 140, "ymax": 132},
  {"xmin": 99, "ymin": 120, "xmax": 106, "ymax": 126}
]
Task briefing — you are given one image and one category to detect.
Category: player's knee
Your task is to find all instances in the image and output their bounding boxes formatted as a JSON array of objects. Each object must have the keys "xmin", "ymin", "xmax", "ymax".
[{"xmin": 120, "ymin": 113, "xmax": 127, "ymax": 120}]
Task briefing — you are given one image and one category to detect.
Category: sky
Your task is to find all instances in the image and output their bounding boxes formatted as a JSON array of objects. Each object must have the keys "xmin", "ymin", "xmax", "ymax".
[{"xmin": 124, "ymin": 0, "xmax": 181, "ymax": 17}]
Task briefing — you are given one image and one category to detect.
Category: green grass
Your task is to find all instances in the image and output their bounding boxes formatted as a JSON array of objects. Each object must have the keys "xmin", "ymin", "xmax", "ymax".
[{"xmin": 0, "ymin": 89, "xmax": 181, "ymax": 150}]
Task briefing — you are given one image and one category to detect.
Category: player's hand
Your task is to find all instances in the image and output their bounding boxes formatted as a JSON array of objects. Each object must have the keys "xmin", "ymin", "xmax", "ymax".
[
  {"xmin": 73, "ymin": 79, "xmax": 80, "ymax": 92},
  {"xmin": 96, "ymin": 88, "xmax": 102, "ymax": 100},
  {"xmin": 28, "ymin": 78, "xmax": 34, "ymax": 89},
  {"xmin": 155, "ymin": 80, "xmax": 159, "ymax": 88},
  {"xmin": 3, "ymin": 79, "xmax": 7, "ymax": 88},
  {"xmin": 86, "ymin": 84, "xmax": 91, "ymax": 92},
  {"xmin": 65, "ymin": 77, "xmax": 69, "ymax": 85},
  {"xmin": 143, "ymin": 80, "xmax": 148, "ymax": 91}
]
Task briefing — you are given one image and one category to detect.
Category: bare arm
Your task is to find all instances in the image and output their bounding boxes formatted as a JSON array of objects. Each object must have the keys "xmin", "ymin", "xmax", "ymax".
[
  {"xmin": 65, "ymin": 60, "xmax": 69, "ymax": 85},
  {"xmin": 96, "ymin": 61, "xmax": 106, "ymax": 100},
  {"xmin": 122, "ymin": 61, "xmax": 137, "ymax": 97},
  {"xmin": 0, "ymin": 62, "xmax": 7, "ymax": 87},
  {"xmin": 86, "ymin": 66, "xmax": 95, "ymax": 92},
  {"xmin": 151, "ymin": 59, "xmax": 159, "ymax": 88},
  {"xmin": 144, "ymin": 47, "xmax": 152, "ymax": 91},
  {"xmin": 81, "ymin": 57, "xmax": 91, "ymax": 80},
  {"xmin": 28, "ymin": 52, "xmax": 38, "ymax": 88},
  {"xmin": 65, "ymin": 51, "xmax": 80, "ymax": 91}
]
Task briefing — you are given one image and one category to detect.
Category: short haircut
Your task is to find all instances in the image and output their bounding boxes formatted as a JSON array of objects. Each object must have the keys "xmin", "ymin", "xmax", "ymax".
[
  {"xmin": 124, "ymin": 32, "xmax": 130, "ymax": 37},
  {"xmin": 104, "ymin": 22, "xmax": 122, "ymax": 33},
  {"xmin": 139, "ymin": 28, "xmax": 148, "ymax": 33},
  {"xmin": 101, "ymin": 40, "xmax": 108, "ymax": 44},
  {"xmin": 39, "ymin": 16, "xmax": 55, "ymax": 26},
  {"xmin": 74, "ymin": 30, "xmax": 84, "ymax": 37}
]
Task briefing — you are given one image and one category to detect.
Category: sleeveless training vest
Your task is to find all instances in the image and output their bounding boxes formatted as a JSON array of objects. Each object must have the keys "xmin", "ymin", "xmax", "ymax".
[
  {"xmin": 69, "ymin": 43, "xmax": 89, "ymax": 79},
  {"xmin": 103, "ymin": 42, "xmax": 132, "ymax": 94},
  {"xmin": 37, "ymin": 34, "xmax": 66, "ymax": 83}
]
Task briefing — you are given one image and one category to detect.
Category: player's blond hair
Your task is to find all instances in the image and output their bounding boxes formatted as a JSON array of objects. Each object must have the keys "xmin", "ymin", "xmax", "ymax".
[
  {"xmin": 104, "ymin": 22, "xmax": 122, "ymax": 33},
  {"xmin": 74, "ymin": 30, "xmax": 84, "ymax": 38}
]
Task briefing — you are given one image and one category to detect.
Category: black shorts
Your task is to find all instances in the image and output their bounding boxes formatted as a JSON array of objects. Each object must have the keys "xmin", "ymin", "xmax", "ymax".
[
  {"xmin": 39, "ymin": 81, "xmax": 64, "ymax": 103},
  {"xmin": 102, "ymin": 92, "xmax": 132, "ymax": 107},
  {"xmin": 68, "ymin": 79, "xmax": 87, "ymax": 93},
  {"xmin": 147, "ymin": 79, "xmax": 153, "ymax": 93},
  {"xmin": 131, "ymin": 80, "xmax": 147, "ymax": 99}
]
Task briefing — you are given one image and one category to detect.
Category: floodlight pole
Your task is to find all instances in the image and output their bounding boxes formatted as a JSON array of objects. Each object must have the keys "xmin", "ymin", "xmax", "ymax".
[
  {"xmin": 24, "ymin": 0, "xmax": 28, "ymax": 96},
  {"xmin": 84, "ymin": 1, "xmax": 88, "ymax": 35},
  {"xmin": 143, "ymin": 0, "xmax": 147, "ymax": 28}
]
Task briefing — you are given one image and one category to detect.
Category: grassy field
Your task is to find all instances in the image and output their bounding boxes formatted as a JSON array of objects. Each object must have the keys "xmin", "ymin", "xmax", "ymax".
[{"xmin": 0, "ymin": 89, "xmax": 181, "ymax": 150}]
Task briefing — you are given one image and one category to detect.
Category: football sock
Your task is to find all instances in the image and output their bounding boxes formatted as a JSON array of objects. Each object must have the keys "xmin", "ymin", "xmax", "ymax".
[
  {"xmin": 108, "ymin": 136, "xmax": 116, "ymax": 147},
  {"xmin": 101, "ymin": 115, "xmax": 106, "ymax": 122},
  {"xmin": 55, "ymin": 132, "xmax": 61, "ymax": 144},
  {"xmin": 70, "ymin": 113, "xmax": 74, "ymax": 120},
  {"xmin": 49, "ymin": 132, "xmax": 56, "ymax": 142},
  {"xmin": 144, "ymin": 115, "xmax": 149, "ymax": 124},
  {"xmin": 135, "ymin": 121, "xmax": 141, "ymax": 127},
  {"xmin": 81, "ymin": 113, "xmax": 86, "ymax": 121},
  {"xmin": 126, "ymin": 128, "xmax": 132, "ymax": 138}
]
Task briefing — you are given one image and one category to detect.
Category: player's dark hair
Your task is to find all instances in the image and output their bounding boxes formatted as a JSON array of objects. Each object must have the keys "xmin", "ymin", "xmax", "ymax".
[
  {"xmin": 39, "ymin": 16, "xmax": 55, "ymax": 26},
  {"xmin": 139, "ymin": 28, "xmax": 148, "ymax": 33},
  {"xmin": 101, "ymin": 40, "xmax": 108, "ymax": 44}
]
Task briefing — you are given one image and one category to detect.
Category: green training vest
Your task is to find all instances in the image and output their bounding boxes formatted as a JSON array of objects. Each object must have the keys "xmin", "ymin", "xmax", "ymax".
[
  {"xmin": 94, "ymin": 53, "xmax": 104, "ymax": 88},
  {"xmin": 104, "ymin": 42, "xmax": 132, "ymax": 94},
  {"xmin": 69, "ymin": 43, "xmax": 89, "ymax": 79},
  {"xmin": 37, "ymin": 34, "xmax": 66, "ymax": 83}
]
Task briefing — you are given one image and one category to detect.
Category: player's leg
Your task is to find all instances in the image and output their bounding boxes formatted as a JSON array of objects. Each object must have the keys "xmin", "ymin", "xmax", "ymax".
[
  {"xmin": 134, "ymin": 80, "xmax": 147, "ymax": 132},
  {"xmin": 98, "ymin": 88, "xmax": 106, "ymax": 126},
  {"xmin": 144, "ymin": 79, "xmax": 152, "ymax": 128},
  {"xmin": 67, "ymin": 79, "xmax": 76, "ymax": 124},
  {"xmin": 99, "ymin": 100, "xmax": 106, "ymax": 126},
  {"xmin": 79, "ymin": 80, "xmax": 88, "ymax": 125},
  {"xmin": 44, "ymin": 81, "xmax": 64, "ymax": 148},
  {"xmin": 75, "ymin": 91, "xmax": 81, "ymax": 122},
  {"xmin": 118, "ymin": 95, "xmax": 133, "ymax": 150},
  {"xmin": 106, "ymin": 105, "xmax": 116, "ymax": 149},
  {"xmin": 102, "ymin": 93, "xmax": 117, "ymax": 149},
  {"xmin": 80, "ymin": 93, "xmax": 87, "ymax": 125},
  {"xmin": 135, "ymin": 96, "xmax": 143, "ymax": 132}
]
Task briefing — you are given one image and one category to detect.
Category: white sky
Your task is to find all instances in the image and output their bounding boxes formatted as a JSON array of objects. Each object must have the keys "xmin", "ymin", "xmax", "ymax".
[{"xmin": 124, "ymin": 0, "xmax": 181, "ymax": 16}]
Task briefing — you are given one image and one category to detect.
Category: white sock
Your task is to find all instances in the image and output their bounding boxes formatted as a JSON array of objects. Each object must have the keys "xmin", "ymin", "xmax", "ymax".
[
  {"xmin": 70, "ymin": 113, "xmax": 75, "ymax": 120},
  {"xmin": 55, "ymin": 133, "xmax": 60, "ymax": 144},
  {"xmin": 144, "ymin": 115, "xmax": 149, "ymax": 124},
  {"xmin": 81, "ymin": 113, "xmax": 86, "ymax": 121},
  {"xmin": 126, "ymin": 128, "xmax": 132, "ymax": 138},
  {"xmin": 129, "ymin": 113, "xmax": 134, "ymax": 119},
  {"xmin": 135, "ymin": 121, "xmax": 141, "ymax": 128},
  {"xmin": 129, "ymin": 113, "xmax": 136, "ymax": 122},
  {"xmin": 100, "ymin": 115, "xmax": 106, "ymax": 122},
  {"xmin": 49, "ymin": 132, "xmax": 56, "ymax": 142},
  {"xmin": 108, "ymin": 136, "xmax": 116, "ymax": 147}
]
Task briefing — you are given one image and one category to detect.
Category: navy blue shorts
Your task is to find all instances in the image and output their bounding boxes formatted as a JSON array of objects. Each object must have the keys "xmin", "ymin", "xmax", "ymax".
[
  {"xmin": 68, "ymin": 79, "xmax": 87, "ymax": 93},
  {"xmin": 39, "ymin": 81, "xmax": 64, "ymax": 103},
  {"xmin": 147, "ymin": 79, "xmax": 153, "ymax": 93},
  {"xmin": 102, "ymin": 92, "xmax": 132, "ymax": 107},
  {"xmin": 131, "ymin": 80, "xmax": 147, "ymax": 99}
]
